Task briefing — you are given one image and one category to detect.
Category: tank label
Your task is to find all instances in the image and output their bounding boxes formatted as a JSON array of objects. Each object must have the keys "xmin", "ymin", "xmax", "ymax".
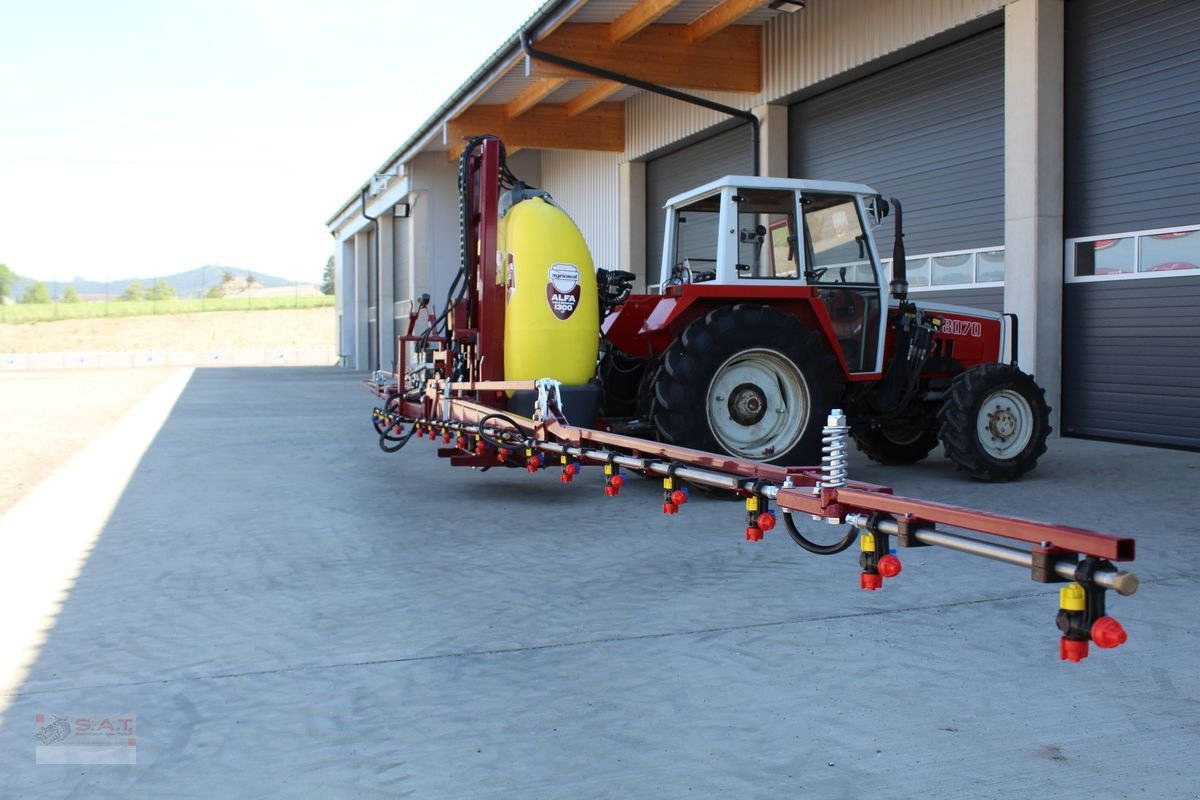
[{"xmin": 546, "ymin": 263, "xmax": 581, "ymax": 321}]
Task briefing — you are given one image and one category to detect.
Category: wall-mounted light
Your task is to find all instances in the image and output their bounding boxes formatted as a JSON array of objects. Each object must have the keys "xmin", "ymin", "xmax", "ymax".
[
  {"xmin": 769, "ymin": 0, "xmax": 805, "ymax": 11},
  {"xmin": 394, "ymin": 202, "xmax": 411, "ymax": 218},
  {"xmin": 370, "ymin": 169, "xmax": 401, "ymax": 197}
]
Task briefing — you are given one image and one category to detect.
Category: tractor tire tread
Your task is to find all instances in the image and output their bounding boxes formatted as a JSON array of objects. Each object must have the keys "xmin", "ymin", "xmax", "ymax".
[{"xmin": 935, "ymin": 362, "xmax": 1051, "ymax": 482}]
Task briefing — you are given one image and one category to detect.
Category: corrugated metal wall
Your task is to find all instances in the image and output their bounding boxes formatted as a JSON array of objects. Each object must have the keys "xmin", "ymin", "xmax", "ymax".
[
  {"xmin": 644, "ymin": 125, "xmax": 755, "ymax": 281},
  {"xmin": 1061, "ymin": 0, "xmax": 1200, "ymax": 450},
  {"xmin": 789, "ymin": 27, "xmax": 1005, "ymax": 257},
  {"xmin": 1063, "ymin": 0, "xmax": 1200, "ymax": 237},
  {"xmin": 916, "ymin": 287, "xmax": 1004, "ymax": 312},
  {"xmin": 540, "ymin": 150, "xmax": 621, "ymax": 270},
  {"xmin": 1062, "ymin": 277, "xmax": 1200, "ymax": 449},
  {"xmin": 622, "ymin": 0, "xmax": 1007, "ymax": 162}
]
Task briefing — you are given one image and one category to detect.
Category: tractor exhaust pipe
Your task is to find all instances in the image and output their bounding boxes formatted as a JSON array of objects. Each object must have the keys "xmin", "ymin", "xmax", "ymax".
[{"xmin": 889, "ymin": 198, "xmax": 908, "ymax": 302}]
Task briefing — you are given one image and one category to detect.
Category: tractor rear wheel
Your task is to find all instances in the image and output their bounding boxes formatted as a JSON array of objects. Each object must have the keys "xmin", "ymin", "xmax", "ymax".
[
  {"xmin": 853, "ymin": 423, "xmax": 939, "ymax": 465},
  {"xmin": 652, "ymin": 304, "xmax": 842, "ymax": 465},
  {"xmin": 937, "ymin": 363, "xmax": 1051, "ymax": 482}
]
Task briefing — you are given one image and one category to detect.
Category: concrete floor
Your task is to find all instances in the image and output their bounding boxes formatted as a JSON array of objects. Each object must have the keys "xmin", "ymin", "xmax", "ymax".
[{"xmin": 1, "ymin": 367, "xmax": 1198, "ymax": 799}]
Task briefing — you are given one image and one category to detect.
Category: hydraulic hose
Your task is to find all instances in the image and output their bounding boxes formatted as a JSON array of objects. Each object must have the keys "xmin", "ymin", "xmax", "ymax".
[
  {"xmin": 782, "ymin": 510, "xmax": 859, "ymax": 555},
  {"xmin": 476, "ymin": 413, "xmax": 530, "ymax": 450}
]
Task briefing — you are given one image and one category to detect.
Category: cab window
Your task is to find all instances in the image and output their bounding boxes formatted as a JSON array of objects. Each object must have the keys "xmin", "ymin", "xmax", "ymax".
[
  {"xmin": 802, "ymin": 194, "xmax": 876, "ymax": 284},
  {"xmin": 734, "ymin": 188, "xmax": 799, "ymax": 279},
  {"xmin": 669, "ymin": 193, "xmax": 721, "ymax": 283}
]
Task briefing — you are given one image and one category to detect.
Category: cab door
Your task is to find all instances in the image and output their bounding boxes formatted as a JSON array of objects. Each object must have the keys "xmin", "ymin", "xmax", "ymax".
[{"xmin": 800, "ymin": 192, "xmax": 885, "ymax": 373}]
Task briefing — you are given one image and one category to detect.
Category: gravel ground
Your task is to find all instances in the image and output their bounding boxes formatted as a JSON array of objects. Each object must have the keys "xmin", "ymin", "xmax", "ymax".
[{"xmin": 0, "ymin": 368, "xmax": 178, "ymax": 513}]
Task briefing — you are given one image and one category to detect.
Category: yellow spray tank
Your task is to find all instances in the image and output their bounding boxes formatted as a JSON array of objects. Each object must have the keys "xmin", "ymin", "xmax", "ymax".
[{"xmin": 499, "ymin": 191, "xmax": 599, "ymax": 388}]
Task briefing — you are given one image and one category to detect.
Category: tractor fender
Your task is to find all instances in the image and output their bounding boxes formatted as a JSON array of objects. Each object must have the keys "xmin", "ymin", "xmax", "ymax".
[{"xmin": 602, "ymin": 286, "xmax": 851, "ymax": 376}]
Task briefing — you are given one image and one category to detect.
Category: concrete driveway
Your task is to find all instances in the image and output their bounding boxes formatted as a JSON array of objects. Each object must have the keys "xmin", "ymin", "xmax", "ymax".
[{"xmin": 1, "ymin": 367, "xmax": 1197, "ymax": 798}]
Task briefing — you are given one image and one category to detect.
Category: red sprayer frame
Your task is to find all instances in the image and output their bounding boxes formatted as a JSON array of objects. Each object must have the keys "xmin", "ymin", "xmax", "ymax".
[{"xmin": 367, "ymin": 136, "xmax": 1137, "ymax": 662}]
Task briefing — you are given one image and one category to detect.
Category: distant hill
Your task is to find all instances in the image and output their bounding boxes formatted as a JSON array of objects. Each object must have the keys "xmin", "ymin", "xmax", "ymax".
[{"xmin": 7, "ymin": 266, "xmax": 318, "ymax": 301}]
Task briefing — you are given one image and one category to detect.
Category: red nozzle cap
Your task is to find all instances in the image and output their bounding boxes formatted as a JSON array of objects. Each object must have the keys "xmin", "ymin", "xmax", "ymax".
[
  {"xmin": 877, "ymin": 554, "xmax": 903, "ymax": 578},
  {"xmin": 527, "ymin": 462, "xmax": 539, "ymax": 474},
  {"xmin": 560, "ymin": 472, "xmax": 573, "ymax": 484},
  {"xmin": 671, "ymin": 489, "xmax": 688, "ymax": 506},
  {"xmin": 1060, "ymin": 637, "xmax": 1089, "ymax": 662},
  {"xmin": 604, "ymin": 485, "xmax": 619, "ymax": 497},
  {"xmin": 745, "ymin": 527, "xmax": 763, "ymax": 542},
  {"xmin": 564, "ymin": 464, "xmax": 577, "ymax": 476},
  {"xmin": 757, "ymin": 513, "xmax": 776, "ymax": 532},
  {"xmin": 663, "ymin": 502, "xmax": 678, "ymax": 515},
  {"xmin": 860, "ymin": 572, "xmax": 882, "ymax": 591},
  {"xmin": 476, "ymin": 442, "xmax": 487, "ymax": 455},
  {"xmin": 442, "ymin": 432, "xmax": 451, "ymax": 444},
  {"xmin": 1091, "ymin": 616, "xmax": 1127, "ymax": 649},
  {"xmin": 610, "ymin": 475, "xmax": 625, "ymax": 489}
]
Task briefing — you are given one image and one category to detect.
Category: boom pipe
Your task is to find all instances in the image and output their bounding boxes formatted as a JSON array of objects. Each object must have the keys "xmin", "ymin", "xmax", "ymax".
[
  {"xmin": 372, "ymin": 385, "xmax": 1140, "ymax": 661},
  {"xmin": 386, "ymin": 391, "xmax": 1135, "ymax": 565},
  {"xmin": 844, "ymin": 513, "xmax": 1138, "ymax": 596}
]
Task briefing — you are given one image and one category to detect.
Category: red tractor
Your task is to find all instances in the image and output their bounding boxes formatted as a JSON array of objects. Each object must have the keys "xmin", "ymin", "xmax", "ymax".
[{"xmin": 595, "ymin": 176, "xmax": 1050, "ymax": 481}]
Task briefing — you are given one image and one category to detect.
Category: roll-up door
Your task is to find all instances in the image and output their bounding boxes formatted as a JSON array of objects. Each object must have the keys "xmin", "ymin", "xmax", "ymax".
[
  {"xmin": 789, "ymin": 27, "xmax": 1004, "ymax": 310},
  {"xmin": 1062, "ymin": 0, "xmax": 1200, "ymax": 449},
  {"xmin": 367, "ymin": 226, "xmax": 378, "ymax": 371},
  {"xmin": 645, "ymin": 125, "xmax": 753, "ymax": 285}
]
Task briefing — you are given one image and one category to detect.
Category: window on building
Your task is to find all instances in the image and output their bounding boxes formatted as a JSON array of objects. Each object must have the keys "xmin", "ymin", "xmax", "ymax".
[
  {"xmin": 881, "ymin": 247, "xmax": 1005, "ymax": 291},
  {"xmin": 1068, "ymin": 226, "xmax": 1200, "ymax": 281}
]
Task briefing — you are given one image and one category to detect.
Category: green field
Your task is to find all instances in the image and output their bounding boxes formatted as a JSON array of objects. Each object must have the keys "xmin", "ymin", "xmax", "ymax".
[{"xmin": 0, "ymin": 294, "xmax": 334, "ymax": 323}]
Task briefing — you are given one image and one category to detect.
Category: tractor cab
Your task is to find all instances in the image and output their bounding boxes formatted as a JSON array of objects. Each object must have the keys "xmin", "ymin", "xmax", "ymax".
[{"xmin": 658, "ymin": 176, "xmax": 889, "ymax": 374}]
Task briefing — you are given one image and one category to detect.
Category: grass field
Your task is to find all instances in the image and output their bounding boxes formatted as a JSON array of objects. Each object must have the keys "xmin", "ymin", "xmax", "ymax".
[
  {"xmin": 0, "ymin": 293, "xmax": 333, "ymax": 323},
  {"xmin": 0, "ymin": 306, "xmax": 335, "ymax": 353}
]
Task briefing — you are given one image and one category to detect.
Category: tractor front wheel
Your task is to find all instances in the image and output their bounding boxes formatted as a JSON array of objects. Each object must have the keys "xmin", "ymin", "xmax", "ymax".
[
  {"xmin": 937, "ymin": 363, "xmax": 1051, "ymax": 481},
  {"xmin": 853, "ymin": 423, "xmax": 939, "ymax": 465},
  {"xmin": 652, "ymin": 305, "xmax": 842, "ymax": 465}
]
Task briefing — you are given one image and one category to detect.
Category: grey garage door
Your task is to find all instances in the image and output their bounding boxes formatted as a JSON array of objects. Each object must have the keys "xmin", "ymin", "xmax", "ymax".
[
  {"xmin": 1062, "ymin": 0, "xmax": 1200, "ymax": 449},
  {"xmin": 789, "ymin": 27, "xmax": 1004, "ymax": 311},
  {"xmin": 645, "ymin": 125, "xmax": 754, "ymax": 286}
]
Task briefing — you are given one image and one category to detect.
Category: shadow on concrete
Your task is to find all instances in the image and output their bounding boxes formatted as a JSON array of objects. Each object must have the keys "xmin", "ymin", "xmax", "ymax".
[{"xmin": 3, "ymin": 367, "xmax": 1198, "ymax": 798}]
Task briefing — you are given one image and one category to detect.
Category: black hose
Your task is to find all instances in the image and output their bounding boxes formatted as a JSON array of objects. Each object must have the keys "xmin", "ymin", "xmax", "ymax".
[
  {"xmin": 415, "ymin": 134, "xmax": 520, "ymax": 359},
  {"xmin": 379, "ymin": 426, "xmax": 415, "ymax": 453},
  {"xmin": 476, "ymin": 413, "xmax": 529, "ymax": 450},
  {"xmin": 782, "ymin": 510, "xmax": 859, "ymax": 555}
]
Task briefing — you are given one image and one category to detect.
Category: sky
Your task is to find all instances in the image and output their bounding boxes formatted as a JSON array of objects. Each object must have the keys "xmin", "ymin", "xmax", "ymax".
[{"xmin": 0, "ymin": 0, "xmax": 547, "ymax": 284}]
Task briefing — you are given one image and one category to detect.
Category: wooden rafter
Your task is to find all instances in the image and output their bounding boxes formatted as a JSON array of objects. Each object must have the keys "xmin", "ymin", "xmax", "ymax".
[
  {"xmin": 566, "ymin": 80, "xmax": 623, "ymax": 117},
  {"xmin": 687, "ymin": 0, "xmax": 769, "ymax": 43},
  {"xmin": 447, "ymin": 102, "xmax": 624, "ymax": 161},
  {"xmin": 505, "ymin": 77, "xmax": 568, "ymax": 119},
  {"xmin": 529, "ymin": 24, "xmax": 761, "ymax": 93},
  {"xmin": 609, "ymin": 0, "xmax": 685, "ymax": 42}
]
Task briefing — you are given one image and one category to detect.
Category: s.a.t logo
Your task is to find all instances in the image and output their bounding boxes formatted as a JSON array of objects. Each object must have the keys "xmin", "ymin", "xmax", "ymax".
[{"xmin": 546, "ymin": 263, "xmax": 581, "ymax": 320}]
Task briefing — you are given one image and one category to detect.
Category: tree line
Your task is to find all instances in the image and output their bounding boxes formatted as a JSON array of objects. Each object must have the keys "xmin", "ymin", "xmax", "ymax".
[{"xmin": 1, "ymin": 261, "xmax": 336, "ymax": 304}]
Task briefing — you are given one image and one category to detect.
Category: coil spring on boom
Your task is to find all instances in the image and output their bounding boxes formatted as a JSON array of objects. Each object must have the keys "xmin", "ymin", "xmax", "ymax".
[{"xmin": 819, "ymin": 409, "xmax": 850, "ymax": 489}]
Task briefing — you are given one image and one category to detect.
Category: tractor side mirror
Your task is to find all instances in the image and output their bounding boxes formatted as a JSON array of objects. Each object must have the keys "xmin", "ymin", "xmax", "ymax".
[{"xmin": 866, "ymin": 195, "xmax": 889, "ymax": 227}]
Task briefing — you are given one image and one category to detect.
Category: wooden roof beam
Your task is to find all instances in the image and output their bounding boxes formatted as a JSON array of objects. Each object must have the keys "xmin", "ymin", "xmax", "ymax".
[
  {"xmin": 529, "ymin": 24, "xmax": 761, "ymax": 93},
  {"xmin": 566, "ymin": 80, "xmax": 622, "ymax": 117},
  {"xmin": 447, "ymin": 102, "xmax": 624, "ymax": 161},
  {"xmin": 505, "ymin": 77, "xmax": 569, "ymax": 119},
  {"xmin": 687, "ymin": 0, "xmax": 769, "ymax": 44},
  {"xmin": 609, "ymin": 0, "xmax": 685, "ymax": 42}
]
